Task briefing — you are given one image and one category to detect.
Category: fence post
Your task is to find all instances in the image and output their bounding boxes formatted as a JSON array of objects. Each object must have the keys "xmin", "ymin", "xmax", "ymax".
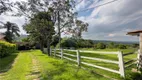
[
  {"xmin": 76, "ymin": 50, "xmax": 81, "ymax": 66},
  {"xmin": 137, "ymin": 49, "xmax": 140, "ymax": 68},
  {"xmin": 61, "ymin": 48, "xmax": 63, "ymax": 59},
  {"xmin": 118, "ymin": 51, "xmax": 125, "ymax": 77},
  {"xmin": 50, "ymin": 48, "xmax": 52, "ymax": 56},
  {"xmin": 54, "ymin": 48, "xmax": 56, "ymax": 57}
]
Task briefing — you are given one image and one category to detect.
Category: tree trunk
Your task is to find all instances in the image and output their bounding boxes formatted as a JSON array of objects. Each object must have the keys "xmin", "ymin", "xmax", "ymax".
[
  {"xmin": 58, "ymin": 11, "xmax": 61, "ymax": 48},
  {"xmin": 40, "ymin": 42, "xmax": 44, "ymax": 52},
  {"xmin": 47, "ymin": 39, "xmax": 50, "ymax": 56}
]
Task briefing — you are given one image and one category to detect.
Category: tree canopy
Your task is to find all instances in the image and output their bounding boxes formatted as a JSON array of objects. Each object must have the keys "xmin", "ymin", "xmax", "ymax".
[
  {"xmin": 0, "ymin": 0, "xmax": 89, "ymax": 52},
  {"xmin": 0, "ymin": 0, "xmax": 12, "ymax": 15},
  {"xmin": 1, "ymin": 22, "xmax": 20, "ymax": 42},
  {"xmin": 24, "ymin": 11, "xmax": 55, "ymax": 55}
]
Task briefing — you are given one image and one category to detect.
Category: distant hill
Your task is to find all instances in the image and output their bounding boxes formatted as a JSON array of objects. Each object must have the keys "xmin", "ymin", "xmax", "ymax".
[
  {"xmin": 15, "ymin": 35, "xmax": 139, "ymax": 44},
  {"xmin": 16, "ymin": 34, "xmax": 28, "ymax": 42},
  {"xmin": 93, "ymin": 40, "xmax": 138, "ymax": 44}
]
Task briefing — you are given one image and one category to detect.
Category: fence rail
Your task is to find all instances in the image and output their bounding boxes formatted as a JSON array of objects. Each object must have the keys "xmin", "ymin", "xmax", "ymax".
[
  {"xmin": 123, "ymin": 52, "xmax": 137, "ymax": 69},
  {"xmin": 63, "ymin": 49, "xmax": 118, "ymax": 54},
  {"xmin": 62, "ymin": 52, "xmax": 76, "ymax": 57},
  {"xmin": 125, "ymin": 61, "xmax": 137, "ymax": 68},
  {"xmin": 80, "ymin": 51, "xmax": 118, "ymax": 54},
  {"xmin": 56, "ymin": 54, "xmax": 61, "ymax": 57},
  {"xmin": 63, "ymin": 56, "xmax": 77, "ymax": 62},
  {"xmin": 81, "ymin": 56, "xmax": 119, "ymax": 64},
  {"xmin": 81, "ymin": 62, "xmax": 120, "ymax": 74},
  {"xmin": 48, "ymin": 48, "xmax": 138, "ymax": 78},
  {"xmin": 123, "ymin": 52, "xmax": 136, "ymax": 56},
  {"xmin": 124, "ymin": 58, "xmax": 137, "ymax": 64}
]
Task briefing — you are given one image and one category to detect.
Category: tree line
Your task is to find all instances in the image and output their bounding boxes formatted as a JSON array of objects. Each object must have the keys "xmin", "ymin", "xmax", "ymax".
[
  {"xmin": 52, "ymin": 38, "xmax": 139, "ymax": 49},
  {"xmin": 0, "ymin": 0, "xmax": 88, "ymax": 56}
]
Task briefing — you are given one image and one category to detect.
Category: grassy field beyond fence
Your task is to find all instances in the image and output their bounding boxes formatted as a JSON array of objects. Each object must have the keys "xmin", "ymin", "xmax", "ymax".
[{"xmin": 53, "ymin": 48, "xmax": 138, "ymax": 79}]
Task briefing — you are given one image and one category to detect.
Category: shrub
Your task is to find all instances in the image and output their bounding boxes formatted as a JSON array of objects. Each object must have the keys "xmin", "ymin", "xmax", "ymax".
[
  {"xmin": 56, "ymin": 38, "xmax": 94, "ymax": 49},
  {"xmin": 126, "ymin": 72, "xmax": 142, "ymax": 80},
  {"xmin": 0, "ymin": 41, "xmax": 17, "ymax": 58},
  {"xmin": 96, "ymin": 42, "xmax": 106, "ymax": 49},
  {"xmin": 16, "ymin": 42, "xmax": 38, "ymax": 50},
  {"xmin": 16, "ymin": 42, "xmax": 31, "ymax": 50},
  {"xmin": 107, "ymin": 42, "xmax": 115, "ymax": 49},
  {"xmin": 56, "ymin": 38, "xmax": 77, "ymax": 49},
  {"xmin": 131, "ymin": 44, "xmax": 139, "ymax": 48},
  {"xmin": 118, "ymin": 44, "xmax": 127, "ymax": 49}
]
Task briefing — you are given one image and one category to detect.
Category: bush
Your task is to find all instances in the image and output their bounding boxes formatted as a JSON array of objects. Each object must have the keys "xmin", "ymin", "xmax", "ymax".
[
  {"xmin": 118, "ymin": 44, "xmax": 127, "ymax": 49},
  {"xmin": 56, "ymin": 38, "xmax": 94, "ymax": 49},
  {"xmin": 0, "ymin": 41, "xmax": 17, "ymax": 58},
  {"xmin": 131, "ymin": 44, "xmax": 139, "ymax": 48},
  {"xmin": 56, "ymin": 38, "xmax": 77, "ymax": 49},
  {"xmin": 107, "ymin": 42, "xmax": 115, "ymax": 49},
  {"xmin": 16, "ymin": 42, "xmax": 37, "ymax": 50},
  {"xmin": 126, "ymin": 72, "xmax": 142, "ymax": 80},
  {"xmin": 96, "ymin": 42, "xmax": 106, "ymax": 49}
]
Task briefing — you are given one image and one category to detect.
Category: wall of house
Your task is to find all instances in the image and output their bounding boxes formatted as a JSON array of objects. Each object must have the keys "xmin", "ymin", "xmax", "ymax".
[{"xmin": 140, "ymin": 33, "xmax": 142, "ymax": 53}]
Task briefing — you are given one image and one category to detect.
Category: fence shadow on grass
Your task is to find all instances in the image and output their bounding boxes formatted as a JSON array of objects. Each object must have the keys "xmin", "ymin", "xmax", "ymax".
[{"xmin": 0, "ymin": 53, "xmax": 18, "ymax": 73}]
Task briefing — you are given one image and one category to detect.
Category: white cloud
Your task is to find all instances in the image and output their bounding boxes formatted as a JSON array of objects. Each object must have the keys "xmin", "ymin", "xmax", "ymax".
[
  {"xmin": 0, "ymin": 14, "xmax": 26, "ymax": 34},
  {"xmin": 0, "ymin": 0, "xmax": 141, "ymax": 42},
  {"xmin": 78, "ymin": 0, "xmax": 142, "ymax": 41},
  {"xmin": 76, "ymin": 0, "xmax": 92, "ymax": 11},
  {"xmin": 108, "ymin": 34, "xmax": 115, "ymax": 37}
]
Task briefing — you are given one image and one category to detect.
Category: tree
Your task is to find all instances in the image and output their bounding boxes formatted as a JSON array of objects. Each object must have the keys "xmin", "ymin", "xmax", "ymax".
[
  {"xmin": 21, "ymin": 37, "xmax": 30, "ymax": 42},
  {"xmin": 96, "ymin": 42, "xmax": 106, "ymax": 49},
  {"xmin": 15, "ymin": 0, "xmax": 76, "ymax": 49},
  {"xmin": 131, "ymin": 43, "xmax": 139, "ymax": 48},
  {"xmin": 57, "ymin": 38, "xmax": 77, "ymax": 49},
  {"xmin": 24, "ymin": 12, "xmax": 55, "ymax": 55},
  {"xmin": 2, "ymin": 22, "xmax": 20, "ymax": 42},
  {"xmin": 51, "ymin": 35, "xmax": 60, "ymax": 47},
  {"xmin": 0, "ymin": 0, "xmax": 13, "ymax": 15},
  {"xmin": 108, "ymin": 42, "xmax": 115, "ymax": 49},
  {"xmin": 0, "ymin": 0, "xmax": 13, "ymax": 29},
  {"xmin": 85, "ymin": 40, "xmax": 93, "ymax": 48},
  {"xmin": 71, "ymin": 20, "xmax": 88, "ymax": 38},
  {"xmin": 50, "ymin": 0, "xmax": 76, "ymax": 48},
  {"xmin": 118, "ymin": 44, "xmax": 127, "ymax": 49},
  {"xmin": 15, "ymin": 0, "xmax": 88, "ymax": 48}
]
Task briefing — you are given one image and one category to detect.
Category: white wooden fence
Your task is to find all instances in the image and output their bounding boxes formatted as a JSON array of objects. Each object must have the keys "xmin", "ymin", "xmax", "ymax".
[
  {"xmin": 123, "ymin": 52, "xmax": 137, "ymax": 69},
  {"xmin": 47, "ymin": 48, "xmax": 137, "ymax": 78}
]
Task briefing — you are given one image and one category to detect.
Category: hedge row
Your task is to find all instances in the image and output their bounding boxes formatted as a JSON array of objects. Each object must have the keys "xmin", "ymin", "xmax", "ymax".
[
  {"xmin": 16, "ymin": 42, "xmax": 40, "ymax": 50},
  {"xmin": 0, "ymin": 41, "xmax": 17, "ymax": 58}
]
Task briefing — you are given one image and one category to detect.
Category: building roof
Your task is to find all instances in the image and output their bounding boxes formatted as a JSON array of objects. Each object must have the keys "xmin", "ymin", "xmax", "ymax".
[
  {"xmin": 127, "ymin": 30, "xmax": 142, "ymax": 36},
  {"xmin": 0, "ymin": 33, "xmax": 5, "ymax": 40}
]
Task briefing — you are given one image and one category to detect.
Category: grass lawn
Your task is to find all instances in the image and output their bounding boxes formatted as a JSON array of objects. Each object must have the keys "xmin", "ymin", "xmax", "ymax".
[
  {"xmin": 0, "ymin": 51, "xmax": 32, "ymax": 80},
  {"xmin": 54, "ymin": 48, "xmax": 139, "ymax": 79},
  {"xmin": 0, "ymin": 50, "xmax": 109, "ymax": 80},
  {"xmin": 0, "ymin": 53, "xmax": 18, "ymax": 72}
]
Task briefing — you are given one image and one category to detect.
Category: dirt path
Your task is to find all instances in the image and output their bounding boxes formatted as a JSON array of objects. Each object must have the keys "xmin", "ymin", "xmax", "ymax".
[{"xmin": 26, "ymin": 54, "xmax": 41, "ymax": 80}]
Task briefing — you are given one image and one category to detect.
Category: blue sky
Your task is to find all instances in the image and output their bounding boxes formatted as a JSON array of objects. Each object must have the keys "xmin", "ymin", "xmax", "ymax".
[
  {"xmin": 0, "ymin": 0, "xmax": 142, "ymax": 41},
  {"xmin": 75, "ymin": 0, "xmax": 142, "ymax": 41}
]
